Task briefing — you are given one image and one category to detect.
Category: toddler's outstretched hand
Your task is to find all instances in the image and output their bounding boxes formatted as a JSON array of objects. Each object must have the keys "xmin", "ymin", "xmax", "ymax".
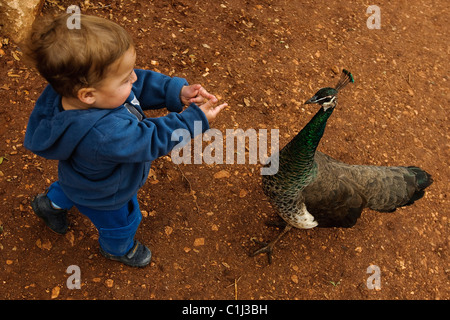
[
  {"xmin": 180, "ymin": 84, "xmax": 214, "ymax": 106},
  {"xmin": 181, "ymin": 84, "xmax": 227, "ymax": 122},
  {"xmin": 198, "ymin": 97, "xmax": 227, "ymax": 123}
]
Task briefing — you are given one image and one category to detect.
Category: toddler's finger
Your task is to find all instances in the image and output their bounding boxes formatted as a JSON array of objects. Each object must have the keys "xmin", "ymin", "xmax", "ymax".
[
  {"xmin": 199, "ymin": 96, "xmax": 217, "ymax": 109},
  {"xmin": 212, "ymin": 103, "xmax": 228, "ymax": 115},
  {"xmin": 184, "ymin": 84, "xmax": 201, "ymax": 98},
  {"xmin": 207, "ymin": 103, "xmax": 227, "ymax": 122},
  {"xmin": 198, "ymin": 87, "xmax": 216, "ymax": 100},
  {"xmin": 191, "ymin": 95, "xmax": 217, "ymax": 104},
  {"xmin": 190, "ymin": 84, "xmax": 202, "ymax": 92}
]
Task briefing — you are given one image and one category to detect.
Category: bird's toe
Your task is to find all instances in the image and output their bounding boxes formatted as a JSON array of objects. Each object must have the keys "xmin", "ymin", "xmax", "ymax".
[{"xmin": 250, "ymin": 239, "xmax": 274, "ymax": 264}]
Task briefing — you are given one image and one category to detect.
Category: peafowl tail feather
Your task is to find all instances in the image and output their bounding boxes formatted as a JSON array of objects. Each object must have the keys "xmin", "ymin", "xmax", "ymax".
[{"xmin": 405, "ymin": 166, "xmax": 433, "ymax": 205}]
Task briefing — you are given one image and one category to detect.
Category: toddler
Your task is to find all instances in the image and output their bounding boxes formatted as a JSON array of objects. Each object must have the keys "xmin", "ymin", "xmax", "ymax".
[{"xmin": 24, "ymin": 13, "xmax": 226, "ymax": 267}]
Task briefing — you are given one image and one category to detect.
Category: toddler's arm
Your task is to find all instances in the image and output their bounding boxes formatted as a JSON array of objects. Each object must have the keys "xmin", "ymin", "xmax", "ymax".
[{"xmin": 132, "ymin": 69, "xmax": 187, "ymax": 112}]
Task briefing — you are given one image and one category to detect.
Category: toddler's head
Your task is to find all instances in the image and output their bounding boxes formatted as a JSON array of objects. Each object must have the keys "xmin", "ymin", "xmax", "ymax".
[{"xmin": 24, "ymin": 14, "xmax": 135, "ymax": 99}]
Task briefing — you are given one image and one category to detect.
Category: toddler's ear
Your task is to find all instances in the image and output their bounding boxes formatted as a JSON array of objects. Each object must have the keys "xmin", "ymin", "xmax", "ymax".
[{"xmin": 77, "ymin": 87, "xmax": 96, "ymax": 105}]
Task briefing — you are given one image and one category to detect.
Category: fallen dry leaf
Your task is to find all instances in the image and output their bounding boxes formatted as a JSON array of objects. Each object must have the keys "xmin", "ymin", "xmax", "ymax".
[
  {"xmin": 51, "ymin": 286, "xmax": 60, "ymax": 299},
  {"xmin": 165, "ymin": 226, "xmax": 173, "ymax": 236},
  {"xmin": 65, "ymin": 231, "xmax": 75, "ymax": 246},
  {"xmin": 194, "ymin": 238, "xmax": 205, "ymax": 246},
  {"xmin": 11, "ymin": 51, "xmax": 20, "ymax": 61},
  {"xmin": 105, "ymin": 279, "xmax": 114, "ymax": 288},
  {"xmin": 214, "ymin": 170, "xmax": 230, "ymax": 179},
  {"xmin": 36, "ymin": 239, "xmax": 52, "ymax": 250}
]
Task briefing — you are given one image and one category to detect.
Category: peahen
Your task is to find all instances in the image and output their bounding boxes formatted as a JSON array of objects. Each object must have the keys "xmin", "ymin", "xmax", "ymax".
[{"xmin": 252, "ymin": 69, "xmax": 433, "ymax": 263}]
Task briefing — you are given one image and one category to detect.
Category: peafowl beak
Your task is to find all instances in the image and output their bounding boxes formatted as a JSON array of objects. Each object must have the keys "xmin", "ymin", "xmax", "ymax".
[
  {"xmin": 305, "ymin": 88, "xmax": 339, "ymax": 106},
  {"xmin": 304, "ymin": 96, "xmax": 318, "ymax": 104}
]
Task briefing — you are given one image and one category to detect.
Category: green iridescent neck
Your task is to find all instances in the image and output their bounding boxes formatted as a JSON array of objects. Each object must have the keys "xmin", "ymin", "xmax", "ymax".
[
  {"xmin": 274, "ymin": 106, "xmax": 334, "ymax": 188},
  {"xmin": 287, "ymin": 106, "xmax": 334, "ymax": 157}
]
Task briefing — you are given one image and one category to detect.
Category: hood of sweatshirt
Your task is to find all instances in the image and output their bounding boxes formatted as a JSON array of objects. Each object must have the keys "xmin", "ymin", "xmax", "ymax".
[{"xmin": 24, "ymin": 85, "xmax": 115, "ymax": 160}]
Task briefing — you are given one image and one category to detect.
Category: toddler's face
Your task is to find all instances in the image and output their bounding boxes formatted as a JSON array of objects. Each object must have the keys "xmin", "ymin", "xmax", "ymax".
[{"xmin": 92, "ymin": 47, "xmax": 137, "ymax": 109}]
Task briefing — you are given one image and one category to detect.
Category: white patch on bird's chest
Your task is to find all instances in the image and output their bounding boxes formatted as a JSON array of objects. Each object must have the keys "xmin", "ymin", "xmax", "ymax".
[{"xmin": 279, "ymin": 201, "xmax": 318, "ymax": 229}]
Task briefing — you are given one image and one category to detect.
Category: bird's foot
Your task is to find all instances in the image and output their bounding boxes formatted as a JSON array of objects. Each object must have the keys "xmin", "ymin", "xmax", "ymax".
[
  {"xmin": 250, "ymin": 239, "xmax": 274, "ymax": 264},
  {"xmin": 250, "ymin": 225, "xmax": 292, "ymax": 265}
]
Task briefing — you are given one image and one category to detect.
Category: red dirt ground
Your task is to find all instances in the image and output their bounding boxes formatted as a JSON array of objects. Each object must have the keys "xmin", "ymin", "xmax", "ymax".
[{"xmin": 0, "ymin": 0, "xmax": 448, "ymax": 301}]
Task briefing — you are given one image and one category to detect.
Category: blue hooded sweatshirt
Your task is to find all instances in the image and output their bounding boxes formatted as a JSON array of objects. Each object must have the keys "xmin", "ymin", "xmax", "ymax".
[{"xmin": 24, "ymin": 69, "xmax": 209, "ymax": 210}]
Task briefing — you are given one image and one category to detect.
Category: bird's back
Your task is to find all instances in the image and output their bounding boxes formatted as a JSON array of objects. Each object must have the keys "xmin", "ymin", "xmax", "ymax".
[{"xmin": 301, "ymin": 152, "xmax": 433, "ymax": 227}]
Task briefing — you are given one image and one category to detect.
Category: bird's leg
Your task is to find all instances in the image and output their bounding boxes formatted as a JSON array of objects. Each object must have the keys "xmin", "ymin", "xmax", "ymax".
[{"xmin": 251, "ymin": 225, "xmax": 292, "ymax": 264}]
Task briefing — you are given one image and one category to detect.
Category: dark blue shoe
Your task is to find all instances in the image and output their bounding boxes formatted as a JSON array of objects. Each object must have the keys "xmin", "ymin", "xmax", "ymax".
[
  {"xmin": 99, "ymin": 240, "xmax": 152, "ymax": 267},
  {"xmin": 31, "ymin": 194, "xmax": 69, "ymax": 235}
]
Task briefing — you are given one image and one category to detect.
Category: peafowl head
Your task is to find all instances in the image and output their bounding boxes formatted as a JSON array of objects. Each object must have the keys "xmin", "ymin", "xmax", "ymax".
[{"xmin": 305, "ymin": 69, "xmax": 354, "ymax": 110}]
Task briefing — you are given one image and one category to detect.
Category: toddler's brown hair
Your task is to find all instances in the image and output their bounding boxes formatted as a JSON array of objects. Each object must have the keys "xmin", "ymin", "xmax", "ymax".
[{"xmin": 24, "ymin": 13, "xmax": 134, "ymax": 97}]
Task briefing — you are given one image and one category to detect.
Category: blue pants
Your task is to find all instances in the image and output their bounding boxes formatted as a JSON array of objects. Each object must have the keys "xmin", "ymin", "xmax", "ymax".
[{"xmin": 47, "ymin": 181, "xmax": 141, "ymax": 256}]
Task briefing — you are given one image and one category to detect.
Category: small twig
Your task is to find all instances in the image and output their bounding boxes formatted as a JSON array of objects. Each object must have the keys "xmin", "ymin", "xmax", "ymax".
[
  {"xmin": 176, "ymin": 163, "xmax": 193, "ymax": 189},
  {"xmin": 174, "ymin": 164, "xmax": 200, "ymax": 212},
  {"xmin": 406, "ymin": 73, "xmax": 412, "ymax": 87},
  {"xmin": 226, "ymin": 276, "xmax": 241, "ymax": 300},
  {"xmin": 235, "ymin": 276, "xmax": 241, "ymax": 300}
]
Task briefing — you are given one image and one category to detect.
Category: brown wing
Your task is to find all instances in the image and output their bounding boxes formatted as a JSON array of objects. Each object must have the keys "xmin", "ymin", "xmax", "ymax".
[{"xmin": 302, "ymin": 152, "xmax": 367, "ymax": 228}]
